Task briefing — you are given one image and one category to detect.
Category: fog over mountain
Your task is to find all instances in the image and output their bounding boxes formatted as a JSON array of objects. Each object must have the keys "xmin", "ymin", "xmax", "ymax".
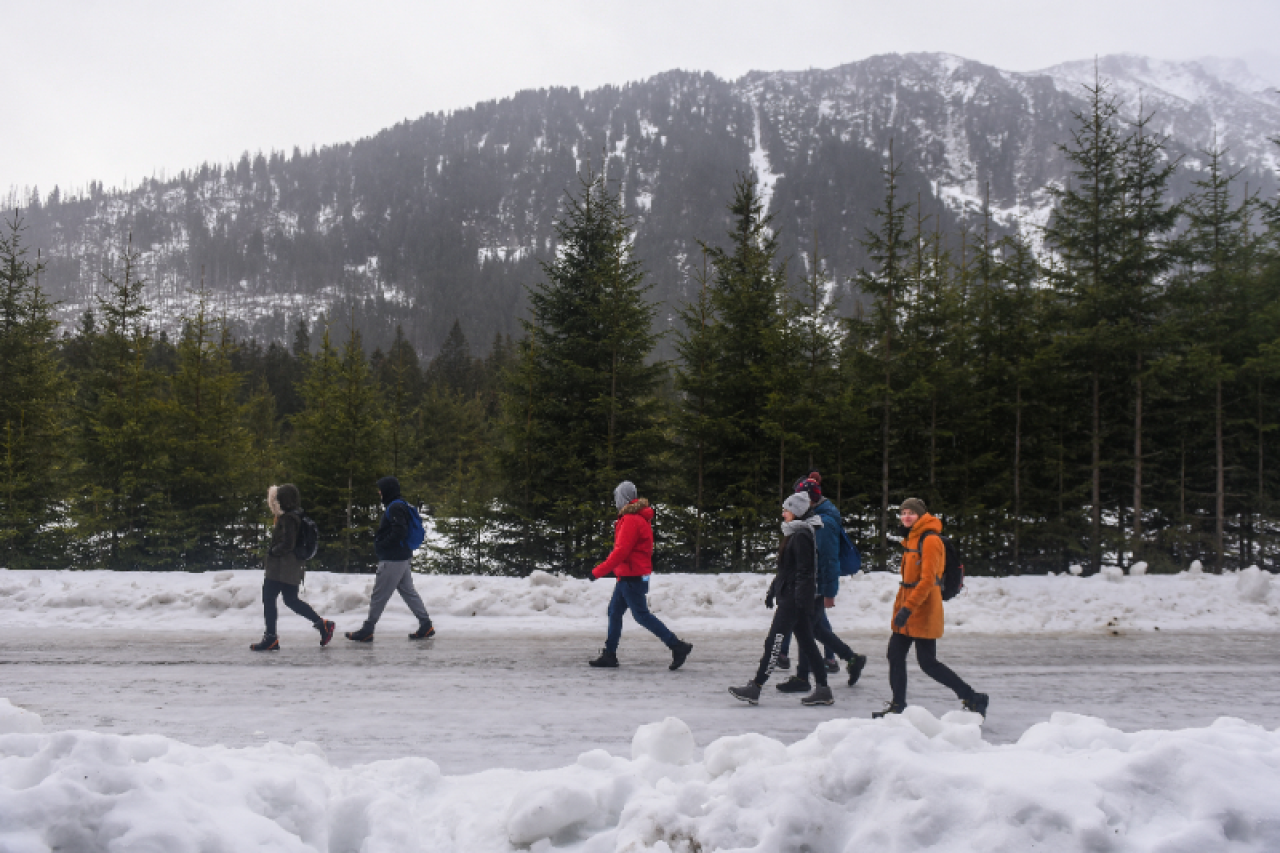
[{"xmin": 11, "ymin": 52, "xmax": 1279, "ymax": 357}]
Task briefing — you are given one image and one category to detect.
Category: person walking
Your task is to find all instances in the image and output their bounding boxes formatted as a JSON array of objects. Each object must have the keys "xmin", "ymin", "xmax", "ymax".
[
  {"xmin": 729, "ymin": 492, "xmax": 834, "ymax": 706},
  {"xmin": 776, "ymin": 473, "xmax": 869, "ymax": 693},
  {"xmin": 251, "ymin": 484, "xmax": 334, "ymax": 651},
  {"xmin": 873, "ymin": 498, "xmax": 988, "ymax": 718},
  {"xmin": 588, "ymin": 481, "xmax": 693, "ymax": 670},
  {"xmin": 345, "ymin": 476, "xmax": 434, "ymax": 642}
]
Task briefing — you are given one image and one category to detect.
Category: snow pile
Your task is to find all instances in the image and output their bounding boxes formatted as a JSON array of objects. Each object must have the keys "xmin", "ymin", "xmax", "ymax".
[
  {"xmin": 0, "ymin": 567, "xmax": 1277, "ymax": 634},
  {"xmin": 3, "ymin": 702, "xmax": 1280, "ymax": 852}
]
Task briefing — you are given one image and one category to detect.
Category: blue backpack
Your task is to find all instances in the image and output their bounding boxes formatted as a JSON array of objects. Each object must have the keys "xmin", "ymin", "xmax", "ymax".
[
  {"xmin": 388, "ymin": 499, "xmax": 426, "ymax": 551},
  {"xmin": 838, "ymin": 527, "xmax": 863, "ymax": 576}
]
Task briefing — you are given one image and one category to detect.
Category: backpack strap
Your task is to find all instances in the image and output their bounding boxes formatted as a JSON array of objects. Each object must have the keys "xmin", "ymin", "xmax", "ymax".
[{"xmin": 900, "ymin": 530, "xmax": 942, "ymax": 585}]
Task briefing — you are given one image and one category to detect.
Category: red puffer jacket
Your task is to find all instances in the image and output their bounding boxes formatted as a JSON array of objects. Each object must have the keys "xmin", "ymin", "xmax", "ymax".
[{"xmin": 591, "ymin": 500, "xmax": 654, "ymax": 579}]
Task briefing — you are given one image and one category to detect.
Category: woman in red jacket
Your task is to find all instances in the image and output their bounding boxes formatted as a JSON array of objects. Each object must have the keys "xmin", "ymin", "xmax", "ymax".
[{"xmin": 588, "ymin": 481, "xmax": 693, "ymax": 671}]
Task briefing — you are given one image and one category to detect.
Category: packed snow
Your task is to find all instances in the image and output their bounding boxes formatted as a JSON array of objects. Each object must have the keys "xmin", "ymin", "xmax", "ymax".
[{"xmin": 0, "ymin": 565, "xmax": 1276, "ymax": 634}]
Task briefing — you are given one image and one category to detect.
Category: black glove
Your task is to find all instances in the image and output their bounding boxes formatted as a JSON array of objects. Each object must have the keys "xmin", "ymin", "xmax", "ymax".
[
  {"xmin": 894, "ymin": 607, "xmax": 911, "ymax": 628},
  {"xmin": 765, "ymin": 592, "xmax": 775, "ymax": 609},
  {"xmin": 588, "ymin": 572, "xmax": 598, "ymax": 582}
]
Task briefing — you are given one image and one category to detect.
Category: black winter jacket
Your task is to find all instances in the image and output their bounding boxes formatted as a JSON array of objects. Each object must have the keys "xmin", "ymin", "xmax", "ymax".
[
  {"xmin": 768, "ymin": 526, "xmax": 817, "ymax": 604},
  {"xmin": 374, "ymin": 476, "xmax": 414, "ymax": 562}
]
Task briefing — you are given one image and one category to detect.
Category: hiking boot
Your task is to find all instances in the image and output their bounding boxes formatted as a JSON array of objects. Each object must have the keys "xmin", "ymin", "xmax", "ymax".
[
  {"xmin": 588, "ymin": 648, "xmax": 619, "ymax": 668},
  {"xmin": 345, "ymin": 625, "xmax": 375, "ymax": 643},
  {"xmin": 728, "ymin": 682, "xmax": 762, "ymax": 705},
  {"xmin": 250, "ymin": 633, "xmax": 279, "ymax": 652},
  {"xmin": 846, "ymin": 653, "xmax": 868, "ymax": 686},
  {"xmin": 775, "ymin": 676, "xmax": 811, "ymax": 693},
  {"xmin": 825, "ymin": 658, "xmax": 840, "ymax": 674},
  {"xmin": 963, "ymin": 692, "xmax": 990, "ymax": 718},
  {"xmin": 775, "ymin": 654, "xmax": 791, "ymax": 670},
  {"xmin": 409, "ymin": 623, "xmax": 435, "ymax": 640},
  {"xmin": 669, "ymin": 640, "xmax": 693, "ymax": 671},
  {"xmin": 800, "ymin": 684, "xmax": 835, "ymax": 706},
  {"xmin": 872, "ymin": 701, "xmax": 906, "ymax": 718},
  {"xmin": 317, "ymin": 620, "xmax": 335, "ymax": 647}
]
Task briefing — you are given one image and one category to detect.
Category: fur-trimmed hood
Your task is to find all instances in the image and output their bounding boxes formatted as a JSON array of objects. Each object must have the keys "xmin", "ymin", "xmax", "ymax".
[
  {"xmin": 268, "ymin": 483, "xmax": 300, "ymax": 516},
  {"xmin": 619, "ymin": 498, "xmax": 650, "ymax": 516}
]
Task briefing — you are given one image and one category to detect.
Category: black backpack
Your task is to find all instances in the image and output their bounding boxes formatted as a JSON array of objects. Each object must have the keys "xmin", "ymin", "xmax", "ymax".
[
  {"xmin": 292, "ymin": 510, "xmax": 320, "ymax": 561},
  {"xmin": 916, "ymin": 530, "xmax": 965, "ymax": 601}
]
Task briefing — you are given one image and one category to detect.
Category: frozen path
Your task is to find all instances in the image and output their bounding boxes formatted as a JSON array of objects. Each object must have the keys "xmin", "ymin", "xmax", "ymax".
[{"xmin": 4, "ymin": 627, "xmax": 1279, "ymax": 774}]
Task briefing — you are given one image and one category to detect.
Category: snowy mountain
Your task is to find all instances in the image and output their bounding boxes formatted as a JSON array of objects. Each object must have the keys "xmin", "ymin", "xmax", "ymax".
[{"xmin": 14, "ymin": 53, "xmax": 1279, "ymax": 356}]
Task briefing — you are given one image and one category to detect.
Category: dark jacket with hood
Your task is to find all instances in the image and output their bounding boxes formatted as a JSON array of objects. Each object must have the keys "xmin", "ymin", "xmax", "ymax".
[
  {"xmin": 265, "ymin": 484, "xmax": 305, "ymax": 585},
  {"xmin": 374, "ymin": 476, "xmax": 414, "ymax": 562},
  {"xmin": 808, "ymin": 498, "xmax": 844, "ymax": 598}
]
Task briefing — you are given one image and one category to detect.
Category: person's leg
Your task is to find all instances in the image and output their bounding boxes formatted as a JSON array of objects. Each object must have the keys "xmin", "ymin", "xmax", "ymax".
[
  {"xmin": 887, "ymin": 633, "xmax": 912, "ymax": 706},
  {"xmin": 391, "ymin": 560, "xmax": 432, "ymax": 624},
  {"xmin": 790, "ymin": 602, "xmax": 828, "ymax": 688},
  {"xmin": 278, "ymin": 582, "xmax": 322, "ymax": 625},
  {"xmin": 262, "ymin": 579, "xmax": 282, "ymax": 635},
  {"xmin": 754, "ymin": 597, "xmax": 801, "ymax": 685},
  {"xmin": 362, "ymin": 561, "xmax": 399, "ymax": 628},
  {"xmin": 914, "ymin": 639, "xmax": 976, "ymax": 702},
  {"xmin": 779, "ymin": 632, "xmax": 792, "ymax": 656},
  {"xmin": 604, "ymin": 582, "xmax": 630, "ymax": 654},
  {"xmin": 813, "ymin": 606, "xmax": 855, "ymax": 661},
  {"xmin": 619, "ymin": 580, "xmax": 677, "ymax": 647}
]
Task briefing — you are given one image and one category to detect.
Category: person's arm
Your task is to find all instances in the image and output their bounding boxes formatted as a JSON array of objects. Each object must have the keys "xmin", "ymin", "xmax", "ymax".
[
  {"xmin": 268, "ymin": 514, "xmax": 298, "ymax": 557},
  {"xmin": 592, "ymin": 517, "xmax": 639, "ymax": 578},
  {"xmin": 375, "ymin": 502, "xmax": 410, "ymax": 549},
  {"xmin": 902, "ymin": 534, "xmax": 943, "ymax": 612},
  {"xmin": 815, "ymin": 524, "xmax": 839, "ymax": 598}
]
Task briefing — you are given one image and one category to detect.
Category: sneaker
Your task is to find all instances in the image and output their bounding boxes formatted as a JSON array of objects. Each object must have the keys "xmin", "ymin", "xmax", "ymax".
[
  {"xmin": 775, "ymin": 676, "xmax": 811, "ymax": 693},
  {"xmin": 846, "ymin": 653, "xmax": 868, "ymax": 687},
  {"xmin": 872, "ymin": 701, "xmax": 906, "ymax": 718},
  {"xmin": 801, "ymin": 684, "xmax": 835, "ymax": 706},
  {"xmin": 588, "ymin": 648, "xmax": 619, "ymax": 668},
  {"xmin": 345, "ymin": 625, "xmax": 374, "ymax": 643},
  {"xmin": 250, "ymin": 633, "xmax": 279, "ymax": 652},
  {"xmin": 963, "ymin": 692, "xmax": 990, "ymax": 718},
  {"xmin": 669, "ymin": 640, "xmax": 693, "ymax": 671},
  {"xmin": 825, "ymin": 658, "xmax": 840, "ymax": 674},
  {"xmin": 317, "ymin": 620, "xmax": 335, "ymax": 647},
  {"xmin": 728, "ymin": 682, "xmax": 762, "ymax": 705},
  {"xmin": 409, "ymin": 623, "xmax": 435, "ymax": 640},
  {"xmin": 775, "ymin": 654, "xmax": 791, "ymax": 670}
]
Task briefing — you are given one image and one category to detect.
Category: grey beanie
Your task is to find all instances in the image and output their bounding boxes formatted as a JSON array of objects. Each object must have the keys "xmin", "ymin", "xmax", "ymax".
[
  {"xmin": 899, "ymin": 497, "xmax": 928, "ymax": 516},
  {"xmin": 782, "ymin": 493, "xmax": 810, "ymax": 517},
  {"xmin": 614, "ymin": 481, "xmax": 638, "ymax": 511}
]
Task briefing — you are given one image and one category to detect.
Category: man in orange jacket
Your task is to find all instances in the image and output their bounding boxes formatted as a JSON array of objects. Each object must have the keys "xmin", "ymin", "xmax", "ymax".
[
  {"xmin": 873, "ymin": 497, "xmax": 988, "ymax": 718},
  {"xmin": 588, "ymin": 481, "xmax": 694, "ymax": 671}
]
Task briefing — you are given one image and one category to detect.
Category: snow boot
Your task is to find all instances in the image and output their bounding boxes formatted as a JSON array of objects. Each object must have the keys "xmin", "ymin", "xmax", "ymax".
[
  {"xmin": 728, "ymin": 682, "xmax": 762, "ymax": 705},
  {"xmin": 872, "ymin": 701, "xmax": 906, "ymax": 718},
  {"xmin": 774, "ymin": 654, "xmax": 791, "ymax": 670},
  {"xmin": 589, "ymin": 648, "xmax": 619, "ymax": 668},
  {"xmin": 846, "ymin": 653, "xmax": 868, "ymax": 686},
  {"xmin": 250, "ymin": 633, "xmax": 279, "ymax": 652},
  {"xmin": 409, "ymin": 623, "xmax": 435, "ymax": 640},
  {"xmin": 800, "ymin": 684, "xmax": 834, "ymax": 706},
  {"xmin": 775, "ymin": 676, "xmax": 811, "ymax": 693},
  {"xmin": 963, "ymin": 692, "xmax": 990, "ymax": 718},
  {"xmin": 825, "ymin": 658, "xmax": 840, "ymax": 674},
  {"xmin": 669, "ymin": 640, "xmax": 693, "ymax": 671},
  {"xmin": 316, "ymin": 620, "xmax": 335, "ymax": 647},
  {"xmin": 345, "ymin": 624, "xmax": 375, "ymax": 643}
]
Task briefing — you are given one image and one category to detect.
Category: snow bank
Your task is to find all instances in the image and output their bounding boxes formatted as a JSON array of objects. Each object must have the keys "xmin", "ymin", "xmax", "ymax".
[
  {"xmin": 3, "ymin": 701, "xmax": 1279, "ymax": 852},
  {"xmin": 0, "ymin": 567, "xmax": 1277, "ymax": 634}
]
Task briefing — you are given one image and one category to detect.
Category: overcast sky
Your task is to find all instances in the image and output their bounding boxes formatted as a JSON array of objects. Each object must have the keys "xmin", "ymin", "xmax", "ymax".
[{"xmin": 5, "ymin": 0, "xmax": 1279, "ymax": 197}]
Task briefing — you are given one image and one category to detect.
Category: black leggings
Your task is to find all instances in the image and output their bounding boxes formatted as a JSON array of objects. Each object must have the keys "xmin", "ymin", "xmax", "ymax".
[
  {"xmin": 755, "ymin": 595, "xmax": 827, "ymax": 687},
  {"xmin": 887, "ymin": 633, "xmax": 974, "ymax": 706},
  {"xmin": 263, "ymin": 578, "xmax": 321, "ymax": 635},
  {"xmin": 797, "ymin": 601, "xmax": 857, "ymax": 679}
]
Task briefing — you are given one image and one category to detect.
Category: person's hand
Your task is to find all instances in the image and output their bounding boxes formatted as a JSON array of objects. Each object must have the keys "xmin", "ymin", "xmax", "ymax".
[
  {"xmin": 824, "ymin": 596, "xmax": 835, "ymax": 609},
  {"xmin": 893, "ymin": 607, "xmax": 911, "ymax": 628},
  {"xmin": 588, "ymin": 571, "xmax": 598, "ymax": 582},
  {"xmin": 765, "ymin": 592, "xmax": 775, "ymax": 609}
]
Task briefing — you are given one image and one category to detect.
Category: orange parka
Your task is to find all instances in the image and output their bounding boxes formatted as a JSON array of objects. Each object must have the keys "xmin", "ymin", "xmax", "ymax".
[{"xmin": 892, "ymin": 513, "xmax": 946, "ymax": 639}]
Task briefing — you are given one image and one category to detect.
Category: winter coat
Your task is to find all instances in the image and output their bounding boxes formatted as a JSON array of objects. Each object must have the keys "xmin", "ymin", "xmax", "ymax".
[
  {"xmin": 374, "ymin": 476, "xmax": 414, "ymax": 562},
  {"xmin": 768, "ymin": 523, "xmax": 819, "ymax": 604},
  {"xmin": 808, "ymin": 498, "xmax": 843, "ymax": 598},
  {"xmin": 265, "ymin": 484, "xmax": 305, "ymax": 585},
  {"xmin": 591, "ymin": 499, "xmax": 654, "ymax": 579},
  {"xmin": 892, "ymin": 513, "xmax": 945, "ymax": 639}
]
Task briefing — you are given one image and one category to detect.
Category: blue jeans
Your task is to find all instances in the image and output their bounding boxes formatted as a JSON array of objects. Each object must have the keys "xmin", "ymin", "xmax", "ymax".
[{"xmin": 605, "ymin": 578, "xmax": 676, "ymax": 653}]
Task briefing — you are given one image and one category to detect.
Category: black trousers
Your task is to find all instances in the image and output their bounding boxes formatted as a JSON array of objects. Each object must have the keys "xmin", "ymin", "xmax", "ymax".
[
  {"xmin": 263, "ymin": 578, "xmax": 321, "ymax": 635},
  {"xmin": 796, "ymin": 600, "xmax": 857, "ymax": 679},
  {"xmin": 755, "ymin": 595, "xmax": 827, "ymax": 687},
  {"xmin": 887, "ymin": 632, "xmax": 974, "ymax": 706}
]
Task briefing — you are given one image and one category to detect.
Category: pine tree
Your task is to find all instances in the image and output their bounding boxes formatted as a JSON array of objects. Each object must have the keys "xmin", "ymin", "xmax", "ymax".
[
  {"xmin": 0, "ymin": 214, "xmax": 66, "ymax": 568},
  {"xmin": 414, "ymin": 385, "xmax": 493, "ymax": 573},
  {"xmin": 376, "ymin": 325, "xmax": 423, "ymax": 477}
]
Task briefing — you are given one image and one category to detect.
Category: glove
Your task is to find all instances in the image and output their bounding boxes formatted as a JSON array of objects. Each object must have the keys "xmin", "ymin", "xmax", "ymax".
[
  {"xmin": 765, "ymin": 592, "xmax": 775, "ymax": 609},
  {"xmin": 824, "ymin": 596, "xmax": 835, "ymax": 609},
  {"xmin": 894, "ymin": 607, "xmax": 912, "ymax": 628},
  {"xmin": 588, "ymin": 571, "xmax": 598, "ymax": 582}
]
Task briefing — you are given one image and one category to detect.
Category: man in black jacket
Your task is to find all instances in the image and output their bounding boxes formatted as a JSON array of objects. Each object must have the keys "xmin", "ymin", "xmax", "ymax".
[{"xmin": 345, "ymin": 476, "xmax": 434, "ymax": 642}]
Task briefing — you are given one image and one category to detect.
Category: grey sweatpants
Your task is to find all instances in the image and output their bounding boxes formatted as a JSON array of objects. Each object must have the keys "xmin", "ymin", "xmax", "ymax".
[{"xmin": 364, "ymin": 559, "xmax": 431, "ymax": 627}]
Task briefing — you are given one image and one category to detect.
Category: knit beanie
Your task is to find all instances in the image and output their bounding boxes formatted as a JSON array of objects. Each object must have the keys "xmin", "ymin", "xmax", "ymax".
[
  {"xmin": 614, "ymin": 481, "xmax": 638, "ymax": 511},
  {"xmin": 782, "ymin": 493, "xmax": 811, "ymax": 517},
  {"xmin": 899, "ymin": 497, "xmax": 928, "ymax": 516},
  {"xmin": 793, "ymin": 471, "xmax": 822, "ymax": 501}
]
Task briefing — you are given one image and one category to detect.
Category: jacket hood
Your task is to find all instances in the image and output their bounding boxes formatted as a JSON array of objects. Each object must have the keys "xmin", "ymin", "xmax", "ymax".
[
  {"xmin": 271, "ymin": 483, "xmax": 300, "ymax": 514},
  {"xmin": 905, "ymin": 512, "xmax": 942, "ymax": 546},
  {"xmin": 810, "ymin": 498, "xmax": 841, "ymax": 524},
  {"xmin": 377, "ymin": 476, "xmax": 402, "ymax": 504},
  {"xmin": 620, "ymin": 498, "xmax": 653, "ymax": 521}
]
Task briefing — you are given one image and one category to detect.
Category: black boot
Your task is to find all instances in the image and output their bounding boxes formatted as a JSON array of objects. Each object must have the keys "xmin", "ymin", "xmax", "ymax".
[
  {"xmin": 316, "ymin": 620, "xmax": 335, "ymax": 647},
  {"xmin": 345, "ymin": 624, "xmax": 375, "ymax": 643},
  {"xmin": 409, "ymin": 622, "xmax": 435, "ymax": 640},
  {"xmin": 963, "ymin": 692, "xmax": 990, "ymax": 718},
  {"xmin": 872, "ymin": 701, "xmax": 906, "ymax": 718},
  {"xmin": 775, "ymin": 676, "xmax": 811, "ymax": 693},
  {"xmin": 250, "ymin": 633, "xmax": 279, "ymax": 652},
  {"xmin": 669, "ymin": 640, "xmax": 693, "ymax": 670},
  {"xmin": 846, "ymin": 653, "xmax": 868, "ymax": 686},
  {"xmin": 728, "ymin": 682, "xmax": 762, "ymax": 705},
  {"xmin": 589, "ymin": 648, "xmax": 619, "ymax": 668}
]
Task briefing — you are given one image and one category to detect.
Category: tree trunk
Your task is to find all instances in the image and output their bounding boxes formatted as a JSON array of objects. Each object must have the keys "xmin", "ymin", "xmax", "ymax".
[
  {"xmin": 1133, "ymin": 356, "xmax": 1143, "ymax": 562},
  {"xmin": 1215, "ymin": 376, "xmax": 1225, "ymax": 572},
  {"xmin": 1091, "ymin": 366, "xmax": 1102, "ymax": 573},
  {"xmin": 1014, "ymin": 380, "xmax": 1022, "ymax": 574}
]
